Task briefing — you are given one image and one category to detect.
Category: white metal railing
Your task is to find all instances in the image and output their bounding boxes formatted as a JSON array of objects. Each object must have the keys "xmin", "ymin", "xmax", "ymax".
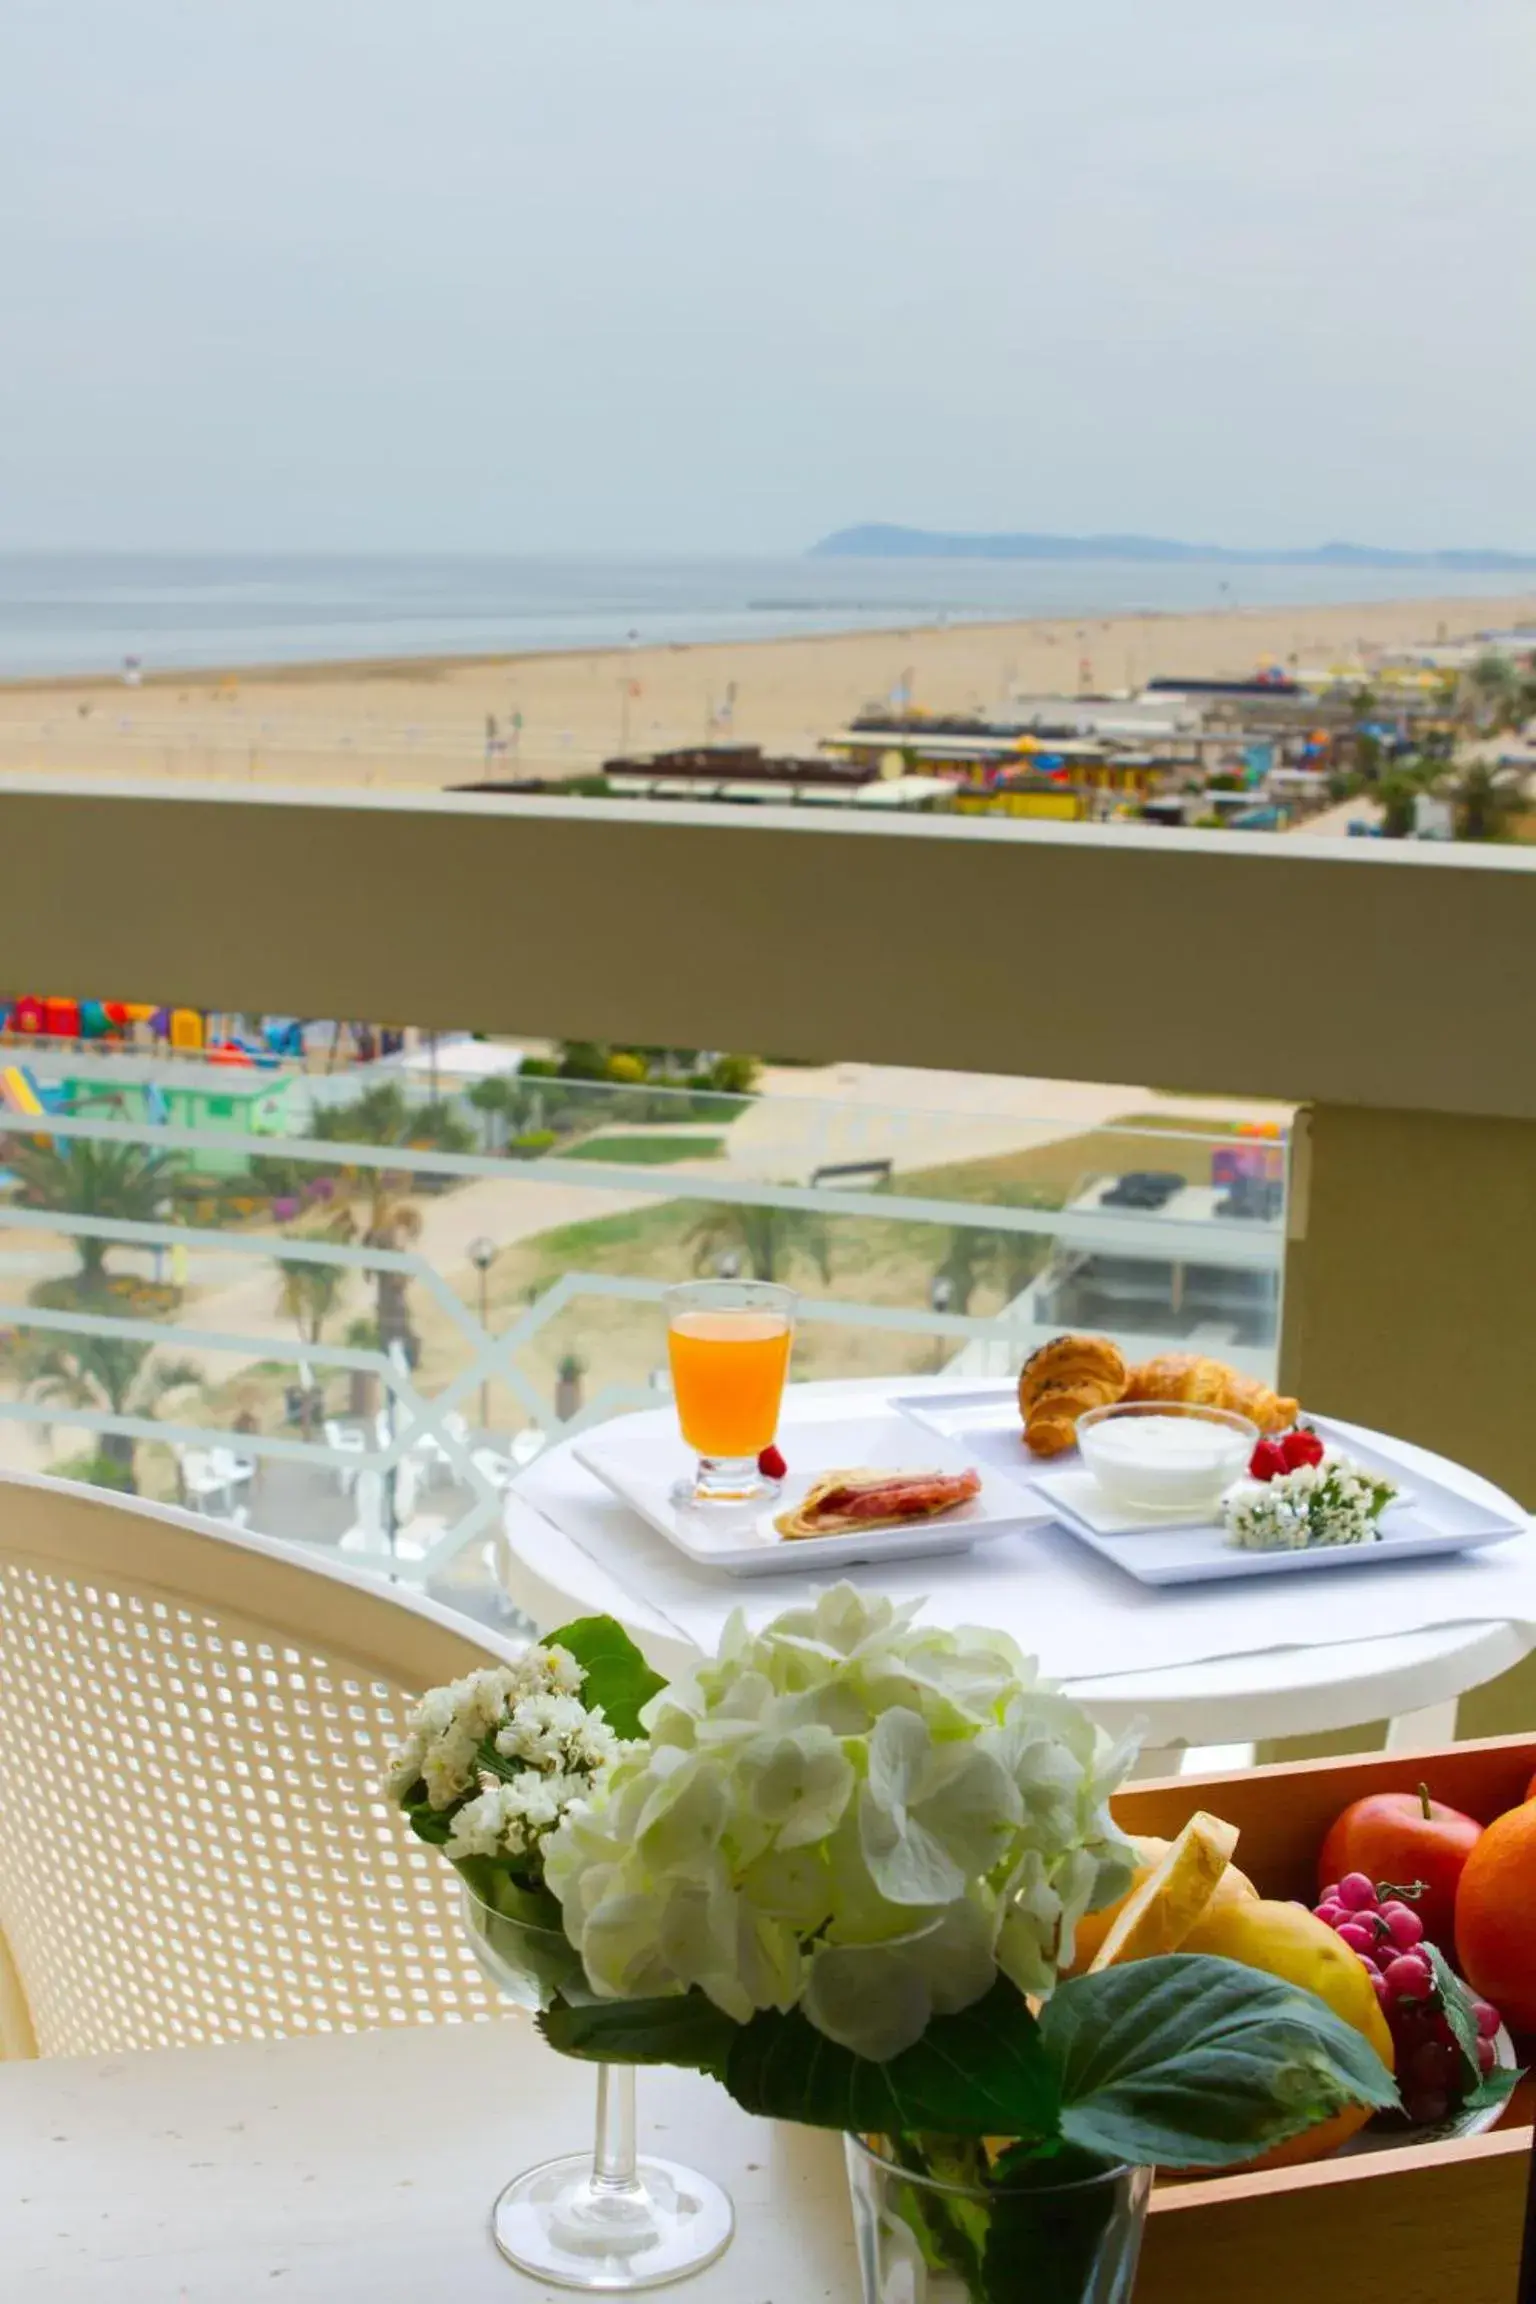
[{"xmin": 0, "ymin": 1087, "xmax": 1284, "ymax": 1604}]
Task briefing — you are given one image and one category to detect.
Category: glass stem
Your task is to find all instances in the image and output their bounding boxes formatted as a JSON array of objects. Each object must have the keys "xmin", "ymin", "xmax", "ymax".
[{"xmin": 591, "ymin": 2060, "xmax": 640, "ymax": 2193}]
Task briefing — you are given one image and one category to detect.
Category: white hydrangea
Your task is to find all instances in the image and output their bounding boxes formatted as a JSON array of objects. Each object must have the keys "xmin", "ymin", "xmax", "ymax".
[
  {"xmin": 1225, "ymin": 1450, "xmax": 1399, "ymax": 1552},
  {"xmin": 385, "ymin": 1643, "xmax": 592, "ymax": 1810},
  {"xmin": 543, "ymin": 1584, "xmax": 1136, "ymax": 2061}
]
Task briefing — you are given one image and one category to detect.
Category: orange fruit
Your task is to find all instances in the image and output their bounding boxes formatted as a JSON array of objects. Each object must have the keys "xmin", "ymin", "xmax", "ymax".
[
  {"xmin": 1456, "ymin": 1801, "xmax": 1536, "ymax": 2033},
  {"xmin": 1177, "ymin": 1898, "xmax": 1395, "ymax": 2168},
  {"xmin": 1068, "ymin": 1833, "xmax": 1256, "ymax": 1976}
]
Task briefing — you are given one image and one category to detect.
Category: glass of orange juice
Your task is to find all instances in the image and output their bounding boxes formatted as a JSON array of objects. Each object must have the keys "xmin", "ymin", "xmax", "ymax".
[{"xmin": 665, "ymin": 1279, "xmax": 795, "ymax": 1504}]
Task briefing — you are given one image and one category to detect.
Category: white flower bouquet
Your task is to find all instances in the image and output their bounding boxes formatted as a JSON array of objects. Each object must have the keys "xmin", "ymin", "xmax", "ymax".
[
  {"xmin": 392, "ymin": 1587, "xmax": 1396, "ymax": 2303},
  {"xmin": 1225, "ymin": 1448, "xmax": 1399, "ymax": 1551}
]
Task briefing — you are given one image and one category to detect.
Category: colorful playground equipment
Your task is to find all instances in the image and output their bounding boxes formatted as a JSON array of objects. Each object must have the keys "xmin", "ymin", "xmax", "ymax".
[
  {"xmin": 0, "ymin": 1065, "xmax": 45, "ymax": 1117},
  {"xmin": 2, "ymin": 1001, "xmax": 396, "ymax": 1076}
]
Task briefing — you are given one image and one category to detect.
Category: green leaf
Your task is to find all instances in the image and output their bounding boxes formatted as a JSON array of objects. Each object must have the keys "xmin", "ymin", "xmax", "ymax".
[
  {"xmin": 1426, "ymin": 1944, "xmax": 1482, "ymax": 2096},
  {"xmin": 1424, "ymin": 1947, "xmax": 1527, "ymax": 2115},
  {"xmin": 539, "ymin": 1991, "xmax": 739, "ymax": 2075},
  {"xmin": 1463, "ymin": 2061, "xmax": 1523, "ymax": 2116},
  {"xmin": 884, "ymin": 2137, "xmax": 990, "ymax": 2292},
  {"xmin": 544, "ymin": 1614, "xmax": 668, "ymax": 1738},
  {"xmin": 724, "ymin": 1979, "xmax": 1061, "ymax": 2142},
  {"xmin": 402, "ymin": 1795, "xmax": 453, "ymax": 1847},
  {"xmin": 986, "ymin": 2140, "xmax": 1121, "ymax": 2189},
  {"xmin": 1042, "ymin": 1955, "xmax": 1399, "ymax": 2169}
]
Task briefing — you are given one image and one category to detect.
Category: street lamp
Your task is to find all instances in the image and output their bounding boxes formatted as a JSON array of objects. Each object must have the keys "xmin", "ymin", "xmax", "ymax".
[{"xmin": 467, "ymin": 1236, "xmax": 498, "ymax": 1433}]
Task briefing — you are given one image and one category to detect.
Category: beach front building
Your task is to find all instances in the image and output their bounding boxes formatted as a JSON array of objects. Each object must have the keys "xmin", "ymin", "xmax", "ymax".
[{"xmin": 24, "ymin": 1047, "xmax": 306, "ymax": 1174}]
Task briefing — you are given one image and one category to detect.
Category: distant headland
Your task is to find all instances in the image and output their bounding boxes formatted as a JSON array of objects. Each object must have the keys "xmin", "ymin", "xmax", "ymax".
[{"xmin": 809, "ymin": 524, "xmax": 1536, "ymax": 573}]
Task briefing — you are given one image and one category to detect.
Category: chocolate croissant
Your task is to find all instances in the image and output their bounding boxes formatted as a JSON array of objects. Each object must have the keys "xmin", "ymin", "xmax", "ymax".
[
  {"xmin": 1017, "ymin": 1334, "xmax": 1128, "ymax": 1458},
  {"xmin": 1124, "ymin": 1353, "xmax": 1298, "ymax": 1435}
]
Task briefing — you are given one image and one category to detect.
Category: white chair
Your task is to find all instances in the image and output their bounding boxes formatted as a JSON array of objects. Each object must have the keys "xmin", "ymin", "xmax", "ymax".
[
  {"xmin": 322, "ymin": 1419, "xmax": 367, "ymax": 1495},
  {"xmin": 400, "ymin": 1406, "xmax": 473, "ymax": 1485},
  {"xmin": 207, "ymin": 1446, "xmax": 255, "ymax": 1494},
  {"xmin": 0, "ymin": 1472, "xmax": 527, "ymax": 2060},
  {"xmin": 177, "ymin": 1447, "xmax": 236, "ymax": 1516},
  {"xmin": 470, "ymin": 1446, "xmax": 517, "ymax": 1492}
]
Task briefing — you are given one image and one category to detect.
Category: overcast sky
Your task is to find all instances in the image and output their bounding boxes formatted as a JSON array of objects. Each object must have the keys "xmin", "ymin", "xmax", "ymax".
[{"xmin": 2, "ymin": 0, "xmax": 1531, "ymax": 554}]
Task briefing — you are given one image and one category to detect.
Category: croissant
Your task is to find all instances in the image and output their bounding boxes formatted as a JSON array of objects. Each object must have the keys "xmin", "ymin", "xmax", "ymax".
[
  {"xmin": 1124, "ymin": 1354, "xmax": 1298, "ymax": 1436},
  {"xmin": 1018, "ymin": 1334, "xmax": 1128, "ymax": 1458},
  {"xmin": 1220, "ymin": 1368, "xmax": 1301, "ymax": 1436}
]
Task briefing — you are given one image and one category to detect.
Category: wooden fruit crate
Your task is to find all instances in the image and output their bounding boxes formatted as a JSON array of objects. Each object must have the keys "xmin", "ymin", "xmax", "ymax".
[{"xmin": 1120, "ymin": 1733, "xmax": 1535, "ymax": 2304}]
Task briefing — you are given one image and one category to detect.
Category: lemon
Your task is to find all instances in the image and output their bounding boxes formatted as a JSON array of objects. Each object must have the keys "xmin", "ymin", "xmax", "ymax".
[
  {"xmin": 1086, "ymin": 1812, "xmax": 1243, "ymax": 1972},
  {"xmin": 1178, "ymin": 1897, "xmax": 1396, "ymax": 2166},
  {"xmin": 1069, "ymin": 1833, "xmax": 1256, "ymax": 1976}
]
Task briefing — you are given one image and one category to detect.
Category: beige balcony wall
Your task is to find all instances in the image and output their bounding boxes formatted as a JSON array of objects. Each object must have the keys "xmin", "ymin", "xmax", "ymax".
[{"xmin": 1, "ymin": 782, "xmax": 1531, "ymax": 1114}]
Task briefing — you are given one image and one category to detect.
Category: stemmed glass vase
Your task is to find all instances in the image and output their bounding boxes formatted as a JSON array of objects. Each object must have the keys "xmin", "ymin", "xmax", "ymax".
[{"xmin": 463, "ymin": 1887, "xmax": 734, "ymax": 2291}]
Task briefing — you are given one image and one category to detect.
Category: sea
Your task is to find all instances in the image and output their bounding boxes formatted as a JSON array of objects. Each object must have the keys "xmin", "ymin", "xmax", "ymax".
[{"xmin": 0, "ymin": 551, "xmax": 1529, "ymax": 679}]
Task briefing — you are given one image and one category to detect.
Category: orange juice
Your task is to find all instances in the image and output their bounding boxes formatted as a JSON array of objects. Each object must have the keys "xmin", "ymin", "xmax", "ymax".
[{"xmin": 668, "ymin": 1310, "xmax": 791, "ymax": 1459}]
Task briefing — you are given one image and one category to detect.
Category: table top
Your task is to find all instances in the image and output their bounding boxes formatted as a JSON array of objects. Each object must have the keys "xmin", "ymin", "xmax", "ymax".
[
  {"xmin": 0, "ymin": 2015, "xmax": 853, "ymax": 2303},
  {"xmin": 500, "ymin": 1377, "xmax": 1533, "ymax": 1751}
]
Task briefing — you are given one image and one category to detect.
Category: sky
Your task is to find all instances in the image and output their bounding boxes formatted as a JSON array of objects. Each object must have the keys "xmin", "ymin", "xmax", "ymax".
[{"xmin": 1, "ymin": 0, "xmax": 1532, "ymax": 554}]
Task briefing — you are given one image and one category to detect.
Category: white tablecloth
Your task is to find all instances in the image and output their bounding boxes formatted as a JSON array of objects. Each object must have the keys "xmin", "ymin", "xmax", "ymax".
[{"xmin": 520, "ymin": 1400, "xmax": 1536, "ymax": 1683}]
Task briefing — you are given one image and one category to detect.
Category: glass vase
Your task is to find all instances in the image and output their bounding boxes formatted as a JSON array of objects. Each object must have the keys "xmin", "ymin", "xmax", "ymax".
[
  {"xmin": 845, "ymin": 2135, "xmax": 1151, "ymax": 2304},
  {"xmin": 463, "ymin": 1886, "xmax": 734, "ymax": 2292}
]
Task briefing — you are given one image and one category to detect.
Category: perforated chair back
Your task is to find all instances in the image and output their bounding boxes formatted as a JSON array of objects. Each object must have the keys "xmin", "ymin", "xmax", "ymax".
[{"xmin": 0, "ymin": 1474, "xmax": 519, "ymax": 2057}]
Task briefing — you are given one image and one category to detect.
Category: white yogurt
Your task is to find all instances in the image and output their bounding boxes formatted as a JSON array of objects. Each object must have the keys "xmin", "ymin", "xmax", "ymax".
[{"xmin": 1078, "ymin": 1407, "xmax": 1255, "ymax": 1516}]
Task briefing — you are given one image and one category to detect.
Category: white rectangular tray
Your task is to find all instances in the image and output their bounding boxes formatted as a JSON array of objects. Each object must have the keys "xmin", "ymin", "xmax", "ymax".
[
  {"xmin": 888, "ymin": 1384, "xmax": 1526, "ymax": 1588},
  {"xmin": 573, "ymin": 1407, "xmax": 1033, "ymax": 1578}
]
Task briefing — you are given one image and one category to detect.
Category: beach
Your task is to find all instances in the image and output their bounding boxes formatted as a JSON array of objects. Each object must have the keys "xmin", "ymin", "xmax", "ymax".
[{"xmin": 0, "ymin": 592, "xmax": 1530, "ymax": 792}]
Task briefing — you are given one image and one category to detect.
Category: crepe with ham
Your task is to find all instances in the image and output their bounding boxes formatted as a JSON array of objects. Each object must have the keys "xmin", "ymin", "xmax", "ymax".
[{"xmin": 774, "ymin": 1465, "xmax": 982, "ymax": 1541}]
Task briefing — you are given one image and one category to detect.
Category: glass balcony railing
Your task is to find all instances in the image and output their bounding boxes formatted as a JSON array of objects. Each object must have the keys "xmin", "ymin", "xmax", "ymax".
[{"xmin": 0, "ymin": 1065, "xmax": 1285, "ymax": 1626}]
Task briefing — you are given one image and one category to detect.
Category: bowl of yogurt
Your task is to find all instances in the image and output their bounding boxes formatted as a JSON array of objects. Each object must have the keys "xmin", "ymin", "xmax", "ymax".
[{"xmin": 1076, "ymin": 1401, "xmax": 1258, "ymax": 1517}]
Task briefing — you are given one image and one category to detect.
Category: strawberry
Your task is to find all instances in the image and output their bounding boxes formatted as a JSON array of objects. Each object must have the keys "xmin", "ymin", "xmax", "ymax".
[
  {"xmin": 1249, "ymin": 1437, "xmax": 1288, "ymax": 1482},
  {"xmin": 757, "ymin": 1444, "xmax": 787, "ymax": 1481},
  {"xmin": 1280, "ymin": 1427, "xmax": 1326, "ymax": 1471}
]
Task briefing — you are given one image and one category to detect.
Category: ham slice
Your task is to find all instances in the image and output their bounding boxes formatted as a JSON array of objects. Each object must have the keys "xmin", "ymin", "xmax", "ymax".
[{"xmin": 774, "ymin": 1466, "xmax": 982, "ymax": 1541}]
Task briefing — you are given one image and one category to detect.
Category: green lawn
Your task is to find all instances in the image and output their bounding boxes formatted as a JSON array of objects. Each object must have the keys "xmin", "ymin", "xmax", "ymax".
[{"xmin": 563, "ymin": 1134, "xmax": 726, "ymax": 1165}]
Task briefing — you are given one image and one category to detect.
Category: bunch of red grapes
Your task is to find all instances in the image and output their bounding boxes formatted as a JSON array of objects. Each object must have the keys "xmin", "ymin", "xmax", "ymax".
[{"xmin": 1313, "ymin": 1872, "xmax": 1501, "ymax": 2126}]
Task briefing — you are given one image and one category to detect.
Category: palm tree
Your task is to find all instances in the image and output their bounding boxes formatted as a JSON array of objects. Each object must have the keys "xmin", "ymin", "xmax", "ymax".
[
  {"xmin": 311, "ymin": 1086, "xmax": 446, "ymax": 1363},
  {"xmin": 466, "ymin": 1074, "xmax": 511, "ymax": 1151},
  {"xmin": 272, "ymin": 1212, "xmax": 357, "ymax": 1437},
  {"xmin": 6, "ymin": 1137, "xmax": 183, "ymax": 1291},
  {"xmin": 1374, "ymin": 756, "xmax": 1439, "ymax": 839},
  {"xmin": 686, "ymin": 1195, "xmax": 832, "ymax": 1285},
  {"xmin": 23, "ymin": 1334, "xmax": 203, "ymax": 1492},
  {"xmin": 1451, "ymin": 762, "xmax": 1518, "ymax": 843},
  {"xmin": 930, "ymin": 1229, "xmax": 994, "ymax": 1318},
  {"xmin": 1462, "ymin": 654, "xmax": 1518, "ymax": 729},
  {"xmin": 273, "ymin": 1211, "xmax": 357, "ymax": 1342},
  {"xmin": 275, "ymin": 1255, "xmax": 350, "ymax": 1348}
]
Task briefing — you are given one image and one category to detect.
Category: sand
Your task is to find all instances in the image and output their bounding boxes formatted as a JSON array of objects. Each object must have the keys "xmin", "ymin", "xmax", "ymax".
[{"xmin": 0, "ymin": 593, "xmax": 1530, "ymax": 792}]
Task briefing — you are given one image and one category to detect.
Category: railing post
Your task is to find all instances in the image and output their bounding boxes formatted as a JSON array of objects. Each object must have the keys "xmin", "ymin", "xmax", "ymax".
[{"xmin": 1282, "ymin": 1103, "xmax": 1536, "ymax": 1509}]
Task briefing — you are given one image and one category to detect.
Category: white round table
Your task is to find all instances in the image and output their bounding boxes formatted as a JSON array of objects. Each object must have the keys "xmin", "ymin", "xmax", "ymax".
[{"xmin": 497, "ymin": 1377, "xmax": 1534, "ymax": 1777}]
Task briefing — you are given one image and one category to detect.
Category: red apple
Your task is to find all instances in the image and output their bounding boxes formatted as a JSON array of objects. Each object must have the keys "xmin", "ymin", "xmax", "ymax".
[{"xmin": 1319, "ymin": 1784, "xmax": 1482, "ymax": 1948}]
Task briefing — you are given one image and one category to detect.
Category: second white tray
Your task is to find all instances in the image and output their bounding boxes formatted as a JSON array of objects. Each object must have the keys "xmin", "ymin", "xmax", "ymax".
[{"xmin": 888, "ymin": 1384, "xmax": 1526, "ymax": 1588}]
